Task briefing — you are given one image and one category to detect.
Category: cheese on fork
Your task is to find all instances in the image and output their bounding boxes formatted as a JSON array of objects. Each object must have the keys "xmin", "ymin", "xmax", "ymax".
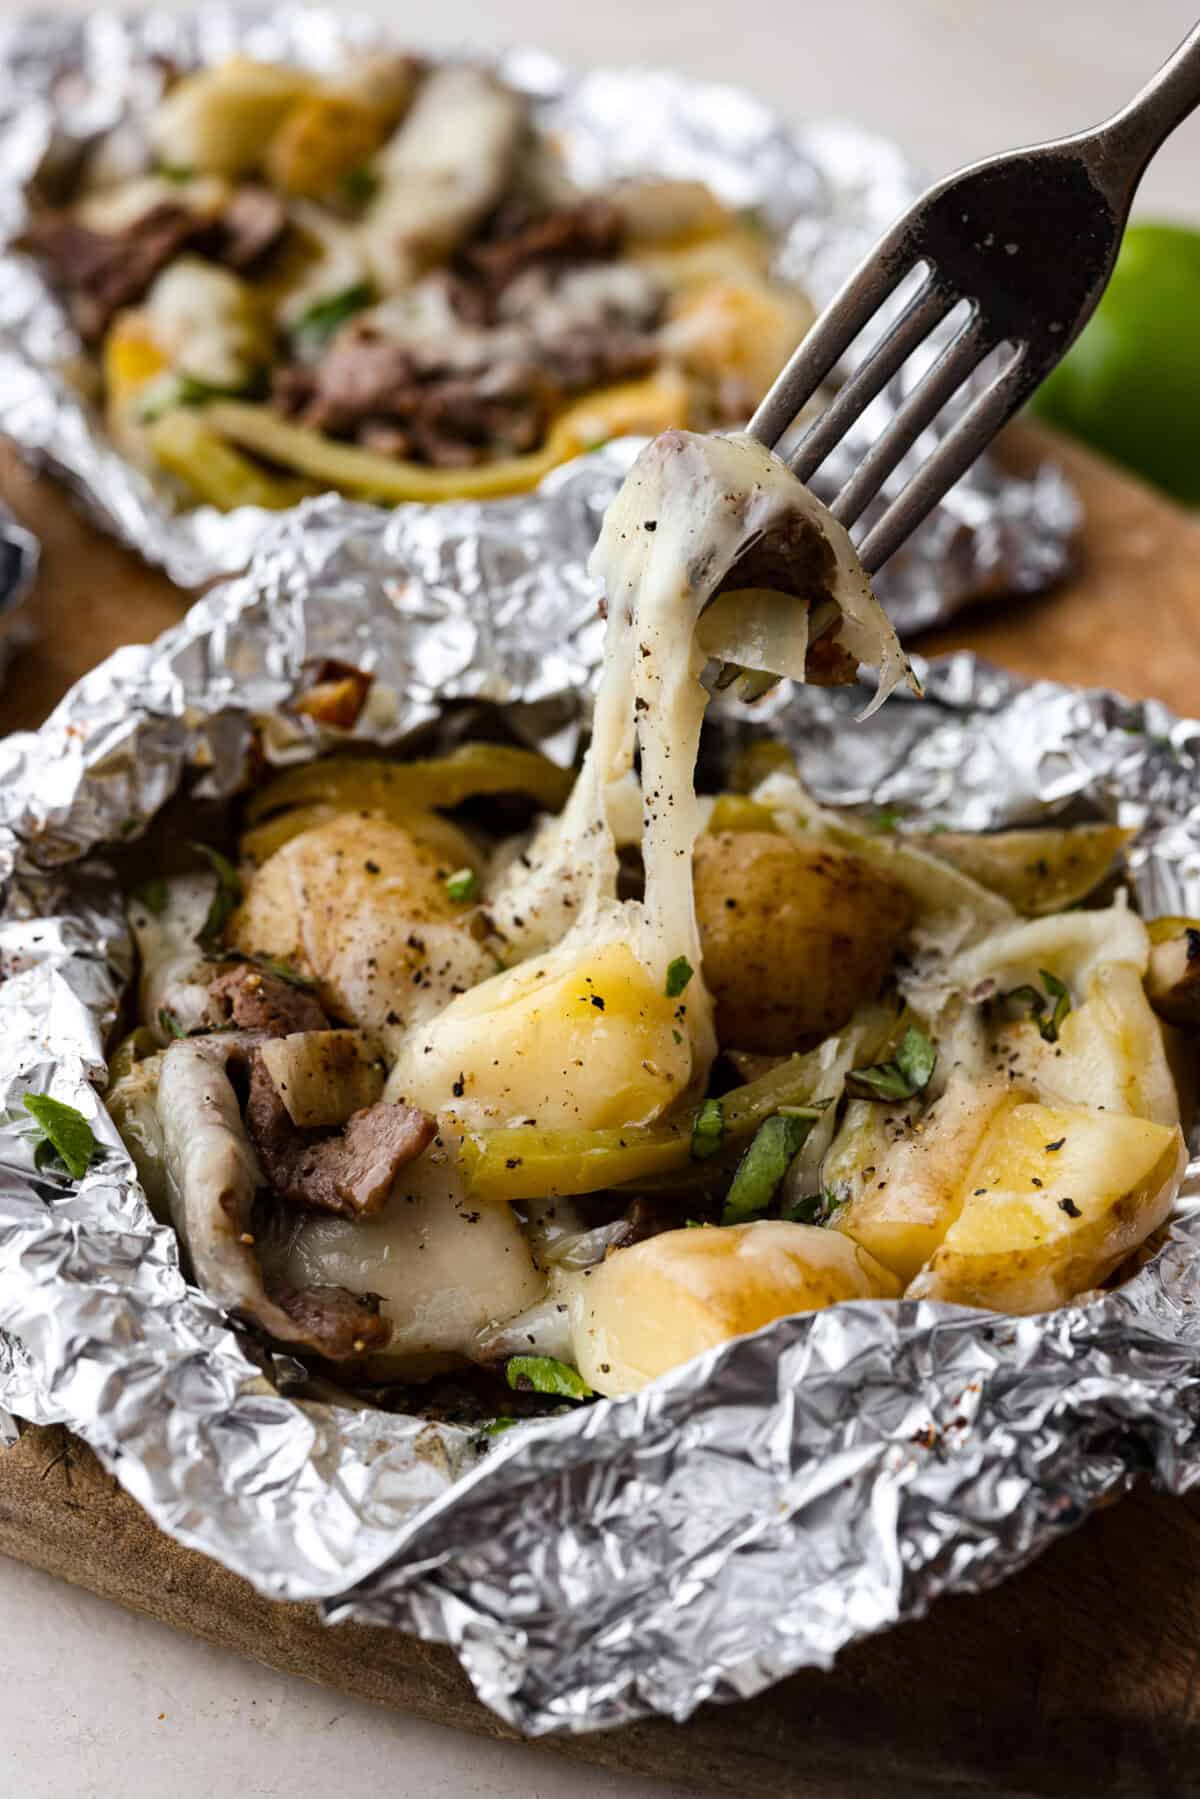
[{"xmin": 386, "ymin": 429, "xmax": 910, "ymax": 1131}]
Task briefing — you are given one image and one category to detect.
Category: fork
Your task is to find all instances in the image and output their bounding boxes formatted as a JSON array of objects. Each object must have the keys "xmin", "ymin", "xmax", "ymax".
[{"xmin": 747, "ymin": 21, "xmax": 1200, "ymax": 575}]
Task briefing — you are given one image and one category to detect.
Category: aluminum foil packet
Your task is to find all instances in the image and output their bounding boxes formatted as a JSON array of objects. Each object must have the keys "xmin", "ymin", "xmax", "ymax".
[
  {"xmin": 0, "ymin": 5, "xmax": 1077, "ymax": 631},
  {"xmin": 1, "ymin": 484, "xmax": 1200, "ymax": 1737}
]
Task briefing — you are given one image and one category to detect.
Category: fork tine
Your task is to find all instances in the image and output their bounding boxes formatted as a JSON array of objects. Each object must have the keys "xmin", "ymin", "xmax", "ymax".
[
  {"xmin": 856, "ymin": 343, "xmax": 1030, "ymax": 574},
  {"xmin": 830, "ymin": 310, "xmax": 991, "ymax": 529},
  {"xmin": 788, "ymin": 272, "xmax": 956, "ymax": 483},
  {"xmin": 746, "ymin": 252, "xmax": 913, "ymax": 448}
]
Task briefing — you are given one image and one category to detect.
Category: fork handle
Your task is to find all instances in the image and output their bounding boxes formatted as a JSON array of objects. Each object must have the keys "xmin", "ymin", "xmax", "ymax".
[{"xmin": 1088, "ymin": 21, "xmax": 1200, "ymax": 201}]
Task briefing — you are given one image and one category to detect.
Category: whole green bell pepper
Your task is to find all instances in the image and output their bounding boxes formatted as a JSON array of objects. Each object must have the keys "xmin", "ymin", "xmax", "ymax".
[{"xmin": 1033, "ymin": 222, "xmax": 1200, "ymax": 504}]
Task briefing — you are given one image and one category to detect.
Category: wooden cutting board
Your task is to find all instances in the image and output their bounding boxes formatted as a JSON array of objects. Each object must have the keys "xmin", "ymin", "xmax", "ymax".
[{"xmin": 2, "ymin": 422, "xmax": 1200, "ymax": 1798}]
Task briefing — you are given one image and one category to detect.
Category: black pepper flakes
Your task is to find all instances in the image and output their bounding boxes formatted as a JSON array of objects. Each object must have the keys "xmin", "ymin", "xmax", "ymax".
[
  {"xmin": 1058, "ymin": 1197, "xmax": 1081, "ymax": 1218},
  {"xmin": 1045, "ymin": 1137, "xmax": 1066, "ymax": 1152}
]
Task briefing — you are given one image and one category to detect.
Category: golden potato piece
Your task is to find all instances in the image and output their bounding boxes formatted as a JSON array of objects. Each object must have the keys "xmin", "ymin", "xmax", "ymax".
[
  {"xmin": 150, "ymin": 58, "xmax": 316, "ymax": 178},
  {"xmin": 265, "ymin": 94, "xmax": 389, "ymax": 199},
  {"xmin": 693, "ymin": 831, "xmax": 914, "ymax": 1051},
  {"xmin": 1009, "ymin": 961, "xmax": 1180, "ymax": 1129},
  {"xmin": 833, "ymin": 1075, "xmax": 1027, "ymax": 1284},
  {"xmin": 566, "ymin": 1221, "xmax": 900, "ymax": 1396},
  {"xmin": 229, "ymin": 814, "xmax": 492, "ymax": 1041},
  {"xmin": 386, "ymin": 938, "xmax": 691, "ymax": 1133},
  {"xmin": 908, "ymin": 1101, "xmax": 1184, "ymax": 1314}
]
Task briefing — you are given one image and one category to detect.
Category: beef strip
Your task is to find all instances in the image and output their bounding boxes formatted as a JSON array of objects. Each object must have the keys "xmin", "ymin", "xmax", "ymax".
[
  {"xmin": 205, "ymin": 962, "xmax": 434, "ymax": 1219},
  {"xmin": 274, "ymin": 314, "xmax": 657, "ymax": 467},
  {"xmin": 246, "ymin": 1055, "xmax": 435, "ymax": 1219},
  {"xmin": 722, "ymin": 508, "xmax": 838, "ymax": 605},
  {"xmin": 22, "ymin": 202, "xmax": 199, "ymax": 342},
  {"xmin": 23, "ymin": 187, "xmax": 291, "ymax": 343},
  {"xmin": 718, "ymin": 505, "xmax": 861, "ymax": 687},
  {"xmin": 217, "ymin": 184, "xmax": 289, "ymax": 271},
  {"xmin": 207, "ymin": 962, "xmax": 327, "ymax": 1035},
  {"xmin": 453, "ymin": 199, "xmax": 626, "ymax": 317},
  {"xmin": 266, "ymin": 1280, "xmax": 392, "ymax": 1360}
]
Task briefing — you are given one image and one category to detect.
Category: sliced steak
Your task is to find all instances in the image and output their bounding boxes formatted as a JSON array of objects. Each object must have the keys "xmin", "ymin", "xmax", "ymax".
[
  {"xmin": 208, "ymin": 964, "xmax": 327, "ymax": 1036},
  {"xmin": 274, "ymin": 315, "xmax": 656, "ymax": 467},
  {"xmin": 217, "ymin": 184, "xmax": 289, "ymax": 271},
  {"xmin": 455, "ymin": 199, "xmax": 626, "ymax": 315},
  {"xmin": 24, "ymin": 185, "xmax": 290, "ymax": 343},
  {"xmin": 246, "ymin": 1053, "xmax": 434, "ymax": 1219},
  {"xmin": 22, "ymin": 201, "xmax": 198, "ymax": 342},
  {"xmin": 266, "ymin": 1279, "xmax": 392, "ymax": 1359}
]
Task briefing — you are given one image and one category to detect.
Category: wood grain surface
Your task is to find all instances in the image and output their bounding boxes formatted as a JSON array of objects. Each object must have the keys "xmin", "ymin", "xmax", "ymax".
[{"xmin": 1, "ymin": 420, "xmax": 1199, "ymax": 1797}]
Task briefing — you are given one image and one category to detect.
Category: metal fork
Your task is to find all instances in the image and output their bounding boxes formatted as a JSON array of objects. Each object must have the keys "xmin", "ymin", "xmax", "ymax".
[{"xmin": 748, "ymin": 21, "xmax": 1200, "ymax": 575}]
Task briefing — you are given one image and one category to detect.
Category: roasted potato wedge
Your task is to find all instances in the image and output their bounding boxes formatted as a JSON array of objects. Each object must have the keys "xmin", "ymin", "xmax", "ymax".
[
  {"xmin": 693, "ymin": 831, "xmax": 914, "ymax": 1051},
  {"xmin": 264, "ymin": 93, "xmax": 390, "ymax": 199},
  {"xmin": 907, "ymin": 1101, "xmax": 1184, "ymax": 1313},
  {"xmin": 150, "ymin": 57, "xmax": 316, "ymax": 177},
  {"xmin": 832, "ymin": 1075, "xmax": 1027, "ymax": 1284},
  {"xmin": 566, "ymin": 1220, "xmax": 900, "ymax": 1395}
]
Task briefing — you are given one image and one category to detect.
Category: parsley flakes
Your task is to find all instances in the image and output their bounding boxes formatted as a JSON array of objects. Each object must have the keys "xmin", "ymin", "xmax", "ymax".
[{"xmin": 665, "ymin": 956, "xmax": 694, "ymax": 998}]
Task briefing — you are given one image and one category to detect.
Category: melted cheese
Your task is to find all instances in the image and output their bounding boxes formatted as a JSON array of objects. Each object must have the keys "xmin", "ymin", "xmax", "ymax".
[{"xmin": 386, "ymin": 429, "xmax": 906, "ymax": 1130}]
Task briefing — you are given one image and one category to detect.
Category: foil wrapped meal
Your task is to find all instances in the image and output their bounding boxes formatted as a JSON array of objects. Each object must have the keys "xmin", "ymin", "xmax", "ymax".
[
  {"xmin": 1, "ymin": 477, "xmax": 1200, "ymax": 1739},
  {"xmin": 0, "ymin": 4, "xmax": 1077, "ymax": 633}
]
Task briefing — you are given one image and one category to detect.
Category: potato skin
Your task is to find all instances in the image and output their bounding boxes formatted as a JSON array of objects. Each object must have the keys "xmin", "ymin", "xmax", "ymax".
[
  {"xmin": 908, "ymin": 1101, "xmax": 1185, "ymax": 1314},
  {"xmin": 567, "ymin": 1220, "xmax": 900, "ymax": 1395},
  {"xmin": 693, "ymin": 831, "xmax": 913, "ymax": 1052}
]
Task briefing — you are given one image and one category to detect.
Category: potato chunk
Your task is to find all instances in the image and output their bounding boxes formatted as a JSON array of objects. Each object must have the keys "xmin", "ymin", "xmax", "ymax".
[
  {"xmin": 693, "ymin": 831, "xmax": 913, "ymax": 1051},
  {"xmin": 908, "ymin": 1101, "xmax": 1184, "ymax": 1314},
  {"xmin": 833, "ymin": 1075, "xmax": 1026, "ymax": 1284},
  {"xmin": 230, "ymin": 814, "xmax": 493, "ymax": 1043},
  {"xmin": 385, "ymin": 938, "xmax": 691, "ymax": 1132},
  {"xmin": 566, "ymin": 1221, "xmax": 900, "ymax": 1396}
]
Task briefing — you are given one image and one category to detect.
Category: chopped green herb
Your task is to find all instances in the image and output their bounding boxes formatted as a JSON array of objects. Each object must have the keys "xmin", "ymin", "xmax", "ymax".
[
  {"xmin": 444, "ymin": 867, "xmax": 478, "ymax": 903},
  {"xmin": 691, "ymin": 1096, "xmax": 725, "ymax": 1161},
  {"xmin": 191, "ymin": 843, "xmax": 243, "ymax": 953},
  {"xmin": 23, "ymin": 1093, "xmax": 96, "ymax": 1180},
  {"xmin": 248, "ymin": 954, "xmax": 319, "ymax": 991},
  {"xmin": 847, "ymin": 1026, "xmax": 937, "ymax": 1102},
  {"xmin": 784, "ymin": 1184, "xmax": 844, "ymax": 1226},
  {"xmin": 483, "ymin": 1415, "xmax": 522, "ymax": 1438},
  {"xmin": 685, "ymin": 1217, "xmax": 707, "ymax": 1228},
  {"xmin": 293, "ymin": 282, "xmax": 373, "ymax": 349},
  {"xmin": 871, "ymin": 806, "xmax": 906, "ymax": 833},
  {"xmin": 665, "ymin": 955, "xmax": 694, "ymax": 998},
  {"xmin": 1002, "ymin": 969, "xmax": 1072, "ymax": 1043},
  {"xmin": 157, "ymin": 163, "xmax": 194, "ymax": 183},
  {"xmin": 505, "ymin": 1355, "xmax": 593, "ymax": 1400},
  {"xmin": 131, "ymin": 877, "xmax": 168, "ymax": 916},
  {"xmin": 137, "ymin": 371, "xmax": 239, "ymax": 423},
  {"xmin": 737, "ymin": 204, "xmax": 771, "ymax": 236},
  {"xmin": 341, "ymin": 165, "xmax": 379, "ymax": 205},
  {"xmin": 721, "ymin": 1106, "xmax": 824, "ymax": 1225},
  {"xmin": 672, "ymin": 1028, "xmax": 683, "ymax": 1045},
  {"xmin": 157, "ymin": 1008, "xmax": 186, "ymax": 1040},
  {"xmin": 585, "ymin": 435, "xmax": 612, "ymax": 453}
]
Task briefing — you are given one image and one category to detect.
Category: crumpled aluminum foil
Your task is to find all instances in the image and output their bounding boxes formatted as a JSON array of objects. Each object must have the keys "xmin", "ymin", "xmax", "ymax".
[
  {"xmin": 1, "ymin": 485, "xmax": 1199, "ymax": 1737},
  {"xmin": 0, "ymin": 5, "xmax": 1078, "ymax": 631}
]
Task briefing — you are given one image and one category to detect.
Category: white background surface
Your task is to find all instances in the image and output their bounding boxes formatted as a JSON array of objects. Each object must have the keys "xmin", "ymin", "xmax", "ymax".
[{"xmin": 2, "ymin": 4, "xmax": 1199, "ymax": 1797}]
